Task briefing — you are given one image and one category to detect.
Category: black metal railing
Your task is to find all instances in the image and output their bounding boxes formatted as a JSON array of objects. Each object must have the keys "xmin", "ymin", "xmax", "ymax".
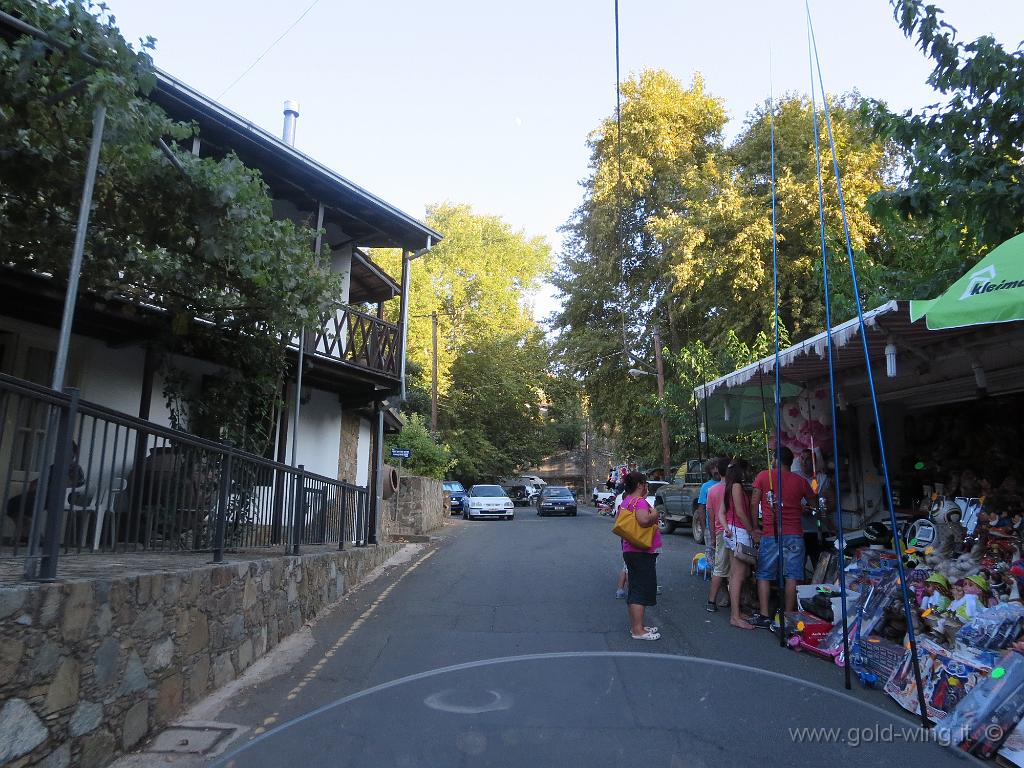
[
  {"xmin": 0, "ymin": 373, "xmax": 371, "ymax": 581},
  {"xmin": 309, "ymin": 304, "xmax": 400, "ymax": 378}
]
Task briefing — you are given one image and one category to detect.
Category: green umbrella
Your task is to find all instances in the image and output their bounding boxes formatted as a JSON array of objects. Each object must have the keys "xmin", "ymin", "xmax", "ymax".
[{"xmin": 910, "ymin": 232, "xmax": 1024, "ymax": 330}]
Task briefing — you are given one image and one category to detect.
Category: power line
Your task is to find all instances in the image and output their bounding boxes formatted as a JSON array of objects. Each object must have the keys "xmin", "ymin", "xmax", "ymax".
[{"xmin": 217, "ymin": 0, "xmax": 324, "ymax": 99}]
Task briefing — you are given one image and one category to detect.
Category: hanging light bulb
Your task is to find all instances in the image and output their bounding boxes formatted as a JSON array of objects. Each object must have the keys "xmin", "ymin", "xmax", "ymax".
[
  {"xmin": 837, "ymin": 389, "xmax": 848, "ymax": 412},
  {"xmin": 884, "ymin": 338, "xmax": 897, "ymax": 378},
  {"xmin": 971, "ymin": 355, "xmax": 988, "ymax": 396}
]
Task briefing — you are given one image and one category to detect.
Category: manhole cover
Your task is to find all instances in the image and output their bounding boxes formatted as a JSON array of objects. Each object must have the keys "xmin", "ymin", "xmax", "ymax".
[{"xmin": 150, "ymin": 725, "xmax": 238, "ymax": 755}]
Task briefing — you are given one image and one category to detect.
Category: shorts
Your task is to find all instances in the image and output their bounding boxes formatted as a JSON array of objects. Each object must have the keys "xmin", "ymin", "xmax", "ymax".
[
  {"xmin": 622, "ymin": 551, "xmax": 658, "ymax": 606},
  {"xmin": 707, "ymin": 529, "xmax": 731, "ymax": 578},
  {"xmin": 723, "ymin": 525, "xmax": 752, "ymax": 552},
  {"xmin": 755, "ymin": 535, "xmax": 806, "ymax": 581}
]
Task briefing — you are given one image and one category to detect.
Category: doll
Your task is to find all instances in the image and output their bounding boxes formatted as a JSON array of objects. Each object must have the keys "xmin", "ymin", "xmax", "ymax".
[
  {"xmin": 948, "ymin": 574, "xmax": 987, "ymax": 621},
  {"xmin": 922, "ymin": 572, "xmax": 951, "ymax": 612}
]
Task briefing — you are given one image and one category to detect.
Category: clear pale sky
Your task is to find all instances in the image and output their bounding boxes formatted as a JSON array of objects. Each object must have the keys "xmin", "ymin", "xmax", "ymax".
[{"xmin": 113, "ymin": 1, "xmax": 1024, "ymax": 318}]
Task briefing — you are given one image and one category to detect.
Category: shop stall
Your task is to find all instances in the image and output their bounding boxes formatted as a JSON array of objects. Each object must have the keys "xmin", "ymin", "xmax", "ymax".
[{"xmin": 692, "ymin": 234, "xmax": 1024, "ymax": 761}]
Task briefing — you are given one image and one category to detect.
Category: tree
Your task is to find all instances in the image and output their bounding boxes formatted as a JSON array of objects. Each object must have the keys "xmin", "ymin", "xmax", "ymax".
[
  {"xmin": 867, "ymin": 0, "xmax": 1024, "ymax": 267},
  {"xmin": 376, "ymin": 203, "xmax": 551, "ymax": 395},
  {"xmin": 0, "ymin": 1, "xmax": 342, "ymax": 454},
  {"xmin": 375, "ymin": 204, "xmax": 553, "ymax": 483},
  {"xmin": 542, "ymin": 373, "xmax": 585, "ymax": 452},
  {"xmin": 552, "ymin": 73, "xmax": 894, "ymax": 465},
  {"xmin": 443, "ymin": 333, "xmax": 548, "ymax": 484},
  {"xmin": 384, "ymin": 415, "xmax": 452, "ymax": 480}
]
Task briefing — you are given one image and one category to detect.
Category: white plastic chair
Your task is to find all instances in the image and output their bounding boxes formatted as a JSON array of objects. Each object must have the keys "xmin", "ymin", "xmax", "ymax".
[{"xmin": 92, "ymin": 477, "xmax": 127, "ymax": 550}]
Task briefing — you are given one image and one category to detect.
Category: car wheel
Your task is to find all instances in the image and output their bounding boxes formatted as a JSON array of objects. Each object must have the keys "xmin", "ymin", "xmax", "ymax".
[
  {"xmin": 691, "ymin": 513, "xmax": 705, "ymax": 543},
  {"xmin": 656, "ymin": 505, "xmax": 677, "ymax": 534}
]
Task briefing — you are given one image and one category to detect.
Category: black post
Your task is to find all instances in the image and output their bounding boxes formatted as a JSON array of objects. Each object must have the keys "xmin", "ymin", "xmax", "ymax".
[
  {"xmin": 291, "ymin": 465, "xmax": 305, "ymax": 556},
  {"xmin": 37, "ymin": 388, "xmax": 80, "ymax": 581},
  {"xmin": 338, "ymin": 484, "xmax": 347, "ymax": 551},
  {"xmin": 212, "ymin": 441, "xmax": 234, "ymax": 563}
]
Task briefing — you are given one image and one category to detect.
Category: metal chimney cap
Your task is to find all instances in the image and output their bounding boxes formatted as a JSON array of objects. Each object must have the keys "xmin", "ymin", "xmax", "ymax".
[{"xmin": 283, "ymin": 99, "xmax": 300, "ymax": 116}]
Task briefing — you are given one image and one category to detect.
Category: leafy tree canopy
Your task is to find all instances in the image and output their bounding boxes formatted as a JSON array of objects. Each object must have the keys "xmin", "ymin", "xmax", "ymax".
[
  {"xmin": 0, "ymin": 1, "xmax": 342, "ymax": 453},
  {"xmin": 867, "ymin": 0, "xmax": 1024, "ymax": 258}
]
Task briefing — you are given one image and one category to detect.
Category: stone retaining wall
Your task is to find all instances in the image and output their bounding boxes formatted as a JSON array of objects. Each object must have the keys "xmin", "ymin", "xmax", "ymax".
[
  {"xmin": 386, "ymin": 476, "xmax": 444, "ymax": 537},
  {"xmin": 0, "ymin": 543, "xmax": 402, "ymax": 768}
]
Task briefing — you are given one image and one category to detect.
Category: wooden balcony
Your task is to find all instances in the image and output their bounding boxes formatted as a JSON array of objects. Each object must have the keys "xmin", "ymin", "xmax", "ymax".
[{"xmin": 308, "ymin": 305, "xmax": 401, "ymax": 380}]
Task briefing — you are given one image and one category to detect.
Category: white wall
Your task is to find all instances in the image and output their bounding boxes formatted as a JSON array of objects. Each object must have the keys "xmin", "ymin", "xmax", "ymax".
[
  {"xmin": 356, "ymin": 417, "xmax": 372, "ymax": 487},
  {"xmin": 293, "ymin": 387, "xmax": 343, "ymax": 480}
]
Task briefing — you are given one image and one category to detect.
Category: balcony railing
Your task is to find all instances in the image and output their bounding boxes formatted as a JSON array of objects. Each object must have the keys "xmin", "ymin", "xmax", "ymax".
[
  {"xmin": 309, "ymin": 305, "xmax": 401, "ymax": 379},
  {"xmin": 0, "ymin": 373, "xmax": 373, "ymax": 581}
]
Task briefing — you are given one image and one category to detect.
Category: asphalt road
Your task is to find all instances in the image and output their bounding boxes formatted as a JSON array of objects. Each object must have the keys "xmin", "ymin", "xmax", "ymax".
[{"xmin": 197, "ymin": 506, "xmax": 976, "ymax": 768}]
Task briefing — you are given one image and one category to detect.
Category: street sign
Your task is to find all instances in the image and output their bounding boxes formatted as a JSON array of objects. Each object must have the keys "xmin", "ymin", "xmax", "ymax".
[{"xmin": 390, "ymin": 448, "xmax": 411, "ymax": 459}]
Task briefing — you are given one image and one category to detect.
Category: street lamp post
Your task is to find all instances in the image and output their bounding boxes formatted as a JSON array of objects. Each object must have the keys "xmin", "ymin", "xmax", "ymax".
[{"xmin": 628, "ymin": 327, "xmax": 672, "ymax": 482}]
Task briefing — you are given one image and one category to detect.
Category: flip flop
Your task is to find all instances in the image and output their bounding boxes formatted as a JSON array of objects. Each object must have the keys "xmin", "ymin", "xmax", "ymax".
[{"xmin": 631, "ymin": 630, "xmax": 661, "ymax": 640}]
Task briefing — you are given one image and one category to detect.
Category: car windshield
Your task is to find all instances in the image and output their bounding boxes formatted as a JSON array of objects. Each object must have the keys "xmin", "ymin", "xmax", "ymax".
[
  {"xmin": 546, "ymin": 487, "xmax": 573, "ymax": 497},
  {"xmin": 443, "ymin": 482, "xmax": 465, "ymax": 493},
  {"xmin": 471, "ymin": 485, "xmax": 506, "ymax": 497}
]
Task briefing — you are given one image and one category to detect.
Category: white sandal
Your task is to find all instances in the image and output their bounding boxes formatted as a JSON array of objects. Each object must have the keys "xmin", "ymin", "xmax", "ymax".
[{"xmin": 631, "ymin": 629, "xmax": 661, "ymax": 640}]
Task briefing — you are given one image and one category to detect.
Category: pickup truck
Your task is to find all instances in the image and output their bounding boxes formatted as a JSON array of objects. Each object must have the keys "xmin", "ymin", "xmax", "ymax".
[{"xmin": 652, "ymin": 459, "xmax": 708, "ymax": 539}]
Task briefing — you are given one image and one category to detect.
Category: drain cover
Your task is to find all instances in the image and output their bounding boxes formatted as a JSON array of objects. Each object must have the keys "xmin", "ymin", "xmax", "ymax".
[{"xmin": 150, "ymin": 725, "xmax": 237, "ymax": 754}]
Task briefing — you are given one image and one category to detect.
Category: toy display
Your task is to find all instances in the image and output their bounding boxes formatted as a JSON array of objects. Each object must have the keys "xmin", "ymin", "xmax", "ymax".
[
  {"xmin": 938, "ymin": 650, "xmax": 1024, "ymax": 758},
  {"xmin": 885, "ymin": 638, "xmax": 991, "ymax": 719}
]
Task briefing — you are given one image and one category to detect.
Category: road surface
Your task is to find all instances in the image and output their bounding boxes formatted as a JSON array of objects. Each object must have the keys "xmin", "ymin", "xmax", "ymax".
[{"xmin": 123, "ymin": 506, "xmax": 977, "ymax": 767}]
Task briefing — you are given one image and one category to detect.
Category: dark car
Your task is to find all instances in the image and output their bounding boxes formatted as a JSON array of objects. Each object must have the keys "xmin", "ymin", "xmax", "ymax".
[
  {"xmin": 536, "ymin": 486, "xmax": 578, "ymax": 517},
  {"xmin": 443, "ymin": 481, "xmax": 468, "ymax": 515}
]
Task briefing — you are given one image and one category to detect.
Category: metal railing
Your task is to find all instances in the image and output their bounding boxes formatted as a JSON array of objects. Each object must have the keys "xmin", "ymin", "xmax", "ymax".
[
  {"xmin": 309, "ymin": 304, "xmax": 400, "ymax": 378},
  {"xmin": 0, "ymin": 373, "xmax": 371, "ymax": 581}
]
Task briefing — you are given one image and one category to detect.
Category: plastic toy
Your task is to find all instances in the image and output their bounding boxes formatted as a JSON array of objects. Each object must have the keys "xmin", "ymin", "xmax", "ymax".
[{"xmin": 691, "ymin": 552, "xmax": 710, "ymax": 580}]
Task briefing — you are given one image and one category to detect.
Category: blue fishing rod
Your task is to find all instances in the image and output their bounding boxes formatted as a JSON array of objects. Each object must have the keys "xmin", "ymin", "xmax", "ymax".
[
  {"xmin": 806, "ymin": 18, "xmax": 852, "ymax": 691},
  {"xmin": 807, "ymin": 3, "xmax": 931, "ymax": 727}
]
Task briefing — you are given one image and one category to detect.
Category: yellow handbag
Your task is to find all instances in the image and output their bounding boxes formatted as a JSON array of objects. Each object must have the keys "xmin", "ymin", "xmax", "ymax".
[{"xmin": 612, "ymin": 497, "xmax": 656, "ymax": 550}]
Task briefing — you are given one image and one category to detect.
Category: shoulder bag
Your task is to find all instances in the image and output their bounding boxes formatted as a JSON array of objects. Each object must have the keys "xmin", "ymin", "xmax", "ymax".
[{"xmin": 613, "ymin": 497, "xmax": 656, "ymax": 550}]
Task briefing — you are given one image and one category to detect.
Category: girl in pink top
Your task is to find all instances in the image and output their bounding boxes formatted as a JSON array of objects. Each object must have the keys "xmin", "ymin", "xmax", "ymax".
[{"xmin": 718, "ymin": 461, "xmax": 757, "ymax": 630}]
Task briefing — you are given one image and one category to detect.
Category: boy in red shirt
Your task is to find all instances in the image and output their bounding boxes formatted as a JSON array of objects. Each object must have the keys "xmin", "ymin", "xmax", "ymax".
[{"xmin": 747, "ymin": 446, "xmax": 817, "ymax": 629}]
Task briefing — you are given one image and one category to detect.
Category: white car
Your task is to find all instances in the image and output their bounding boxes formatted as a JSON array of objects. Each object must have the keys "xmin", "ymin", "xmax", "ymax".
[
  {"xmin": 612, "ymin": 481, "xmax": 669, "ymax": 515},
  {"xmin": 464, "ymin": 485, "xmax": 515, "ymax": 520}
]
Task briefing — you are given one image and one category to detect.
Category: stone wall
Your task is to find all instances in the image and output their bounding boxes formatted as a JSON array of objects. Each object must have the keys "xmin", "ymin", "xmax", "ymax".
[
  {"xmin": 385, "ymin": 476, "xmax": 444, "ymax": 537},
  {"xmin": 0, "ymin": 543, "xmax": 401, "ymax": 768},
  {"xmin": 337, "ymin": 411, "xmax": 361, "ymax": 484}
]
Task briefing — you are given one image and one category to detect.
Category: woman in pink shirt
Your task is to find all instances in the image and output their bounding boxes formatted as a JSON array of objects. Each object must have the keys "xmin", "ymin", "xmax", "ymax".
[
  {"xmin": 619, "ymin": 472, "xmax": 662, "ymax": 640},
  {"xmin": 718, "ymin": 461, "xmax": 757, "ymax": 630}
]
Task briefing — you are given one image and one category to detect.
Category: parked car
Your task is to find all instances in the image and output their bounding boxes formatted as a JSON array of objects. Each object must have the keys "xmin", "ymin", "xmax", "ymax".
[
  {"xmin": 464, "ymin": 485, "xmax": 515, "ymax": 520},
  {"xmin": 537, "ymin": 486, "xmax": 578, "ymax": 517},
  {"xmin": 443, "ymin": 481, "xmax": 468, "ymax": 515},
  {"xmin": 504, "ymin": 482, "xmax": 541, "ymax": 507},
  {"xmin": 653, "ymin": 459, "xmax": 708, "ymax": 537},
  {"xmin": 592, "ymin": 486, "xmax": 616, "ymax": 506}
]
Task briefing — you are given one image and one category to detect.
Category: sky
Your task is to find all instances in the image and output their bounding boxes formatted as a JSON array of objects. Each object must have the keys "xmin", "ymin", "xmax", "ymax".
[{"xmin": 112, "ymin": 1, "xmax": 1024, "ymax": 320}]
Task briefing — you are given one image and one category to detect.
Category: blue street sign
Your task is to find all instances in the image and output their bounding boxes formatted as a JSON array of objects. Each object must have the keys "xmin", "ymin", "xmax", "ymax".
[{"xmin": 390, "ymin": 448, "xmax": 411, "ymax": 459}]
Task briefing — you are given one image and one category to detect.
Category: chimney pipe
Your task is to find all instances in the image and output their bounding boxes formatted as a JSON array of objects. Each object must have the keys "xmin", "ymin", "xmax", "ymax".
[{"xmin": 282, "ymin": 100, "xmax": 299, "ymax": 147}]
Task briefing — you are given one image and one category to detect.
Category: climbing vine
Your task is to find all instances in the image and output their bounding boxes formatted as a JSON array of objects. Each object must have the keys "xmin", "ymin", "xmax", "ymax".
[{"xmin": 1, "ymin": 1, "xmax": 342, "ymax": 455}]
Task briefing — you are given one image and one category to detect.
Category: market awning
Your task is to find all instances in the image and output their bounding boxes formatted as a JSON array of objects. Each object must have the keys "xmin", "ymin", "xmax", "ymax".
[
  {"xmin": 695, "ymin": 301, "xmax": 902, "ymax": 403},
  {"xmin": 910, "ymin": 232, "xmax": 1024, "ymax": 330},
  {"xmin": 693, "ymin": 300, "xmax": 991, "ymax": 433}
]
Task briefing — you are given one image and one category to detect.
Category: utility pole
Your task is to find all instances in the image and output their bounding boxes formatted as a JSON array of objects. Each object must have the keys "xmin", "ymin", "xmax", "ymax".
[
  {"xmin": 653, "ymin": 328, "xmax": 671, "ymax": 481},
  {"xmin": 431, "ymin": 311, "xmax": 439, "ymax": 434}
]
